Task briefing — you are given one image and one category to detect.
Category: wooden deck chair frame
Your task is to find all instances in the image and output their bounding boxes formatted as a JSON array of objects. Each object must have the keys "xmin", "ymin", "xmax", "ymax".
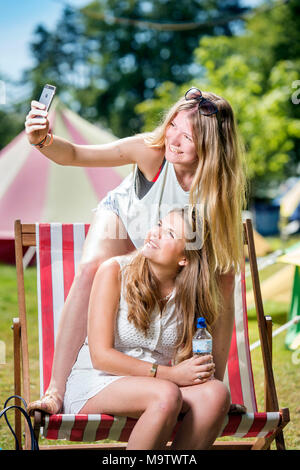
[{"xmin": 12, "ymin": 218, "xmax": 289, "ymax": 450}]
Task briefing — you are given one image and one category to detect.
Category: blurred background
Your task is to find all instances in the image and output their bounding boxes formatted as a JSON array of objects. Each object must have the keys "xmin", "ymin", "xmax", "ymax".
[
  {"xmin": 0, "ymin": 0, "xmax": 299, "ymax": 449},
  {"xmin": 0, "ymin": 0, "xmax": 300, "ymax": 237}
]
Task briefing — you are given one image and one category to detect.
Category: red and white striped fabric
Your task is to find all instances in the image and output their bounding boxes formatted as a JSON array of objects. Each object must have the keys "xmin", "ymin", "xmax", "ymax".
[
  {"xmin": 224, "ymin": 260, "xmax": 257, "ymax": 413},
  {"xmin": 36, "ymin": 223, "xmax": 281, "ymax": 441},
  {"xmin": 43, "ymin": 412, "xmax": 281, "ymax": 442}
]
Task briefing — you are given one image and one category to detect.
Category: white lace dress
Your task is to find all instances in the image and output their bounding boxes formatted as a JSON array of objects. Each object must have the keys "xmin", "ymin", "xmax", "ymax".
[{"xmin": 63, "ymin": 253, "xmax": 183, "ymax": 414}]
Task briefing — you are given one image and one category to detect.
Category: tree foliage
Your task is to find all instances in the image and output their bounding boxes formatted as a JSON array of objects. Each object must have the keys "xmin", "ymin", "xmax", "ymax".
[
  {"xmin": 0, "ymin": 72, "xmax": 25, "ymax": 150},
  {"xmin": 22, "ymin": 0, "xmax": 249, "ymax": 137},
  {"xmin": 136, "ymin": 0, "xmax": 300, "ymax": 199}
]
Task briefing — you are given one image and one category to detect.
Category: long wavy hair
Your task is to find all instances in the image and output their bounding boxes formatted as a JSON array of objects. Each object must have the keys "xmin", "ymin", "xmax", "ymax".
[
  {"xmin": 121, "ymin": 207, "xmax": 221, "ymax": 364},
  {"xmin": 143, "ymin": 90, "xmax": 248, "ymax": 274}
]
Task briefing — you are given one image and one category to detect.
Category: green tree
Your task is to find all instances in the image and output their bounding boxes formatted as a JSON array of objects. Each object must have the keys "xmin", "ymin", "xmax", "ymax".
[
  {"xmin": 0, "ymin": 73, "xmax": 25, "ymax": 151},
  {"xmin": 136, "ymin": 0, "xmax": 300, "ymax": 200},
  {"xmin": 23, "ymin": 1, "xmax": 250, "ymax": 137},
  {"xmin": 24, "ymin": 7, "xmax": 92, "ymax": 113}
]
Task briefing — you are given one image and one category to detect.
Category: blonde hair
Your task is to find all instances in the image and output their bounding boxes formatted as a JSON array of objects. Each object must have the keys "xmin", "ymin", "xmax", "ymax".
[
  {"xmin": 144, "ymin": 91, "xmax": 247, "ymax": 274},
  {"xmin": 122, "ymin": 207, "xmax": 221, "ymax": 363}
]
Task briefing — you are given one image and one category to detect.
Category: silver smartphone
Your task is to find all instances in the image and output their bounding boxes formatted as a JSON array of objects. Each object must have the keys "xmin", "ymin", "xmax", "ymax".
[{"xmin": 38, "ymin": 84, "xmax": 56, "ymax": 111}]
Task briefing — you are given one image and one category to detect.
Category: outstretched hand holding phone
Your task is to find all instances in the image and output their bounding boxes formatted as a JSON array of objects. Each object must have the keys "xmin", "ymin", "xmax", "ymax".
[
  {"xmin": 24, "ymin": 83, "xmax": 138, "ymax": 167},
  {"xmin": 25, "ymin": 84, "xmax": 56, "ymax": 146}
]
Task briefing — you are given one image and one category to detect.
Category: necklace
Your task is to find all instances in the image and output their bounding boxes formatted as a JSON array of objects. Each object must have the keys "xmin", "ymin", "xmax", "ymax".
[{"xmin": 159, "ymin": 292, "xmax": 172, "ymax": 302}]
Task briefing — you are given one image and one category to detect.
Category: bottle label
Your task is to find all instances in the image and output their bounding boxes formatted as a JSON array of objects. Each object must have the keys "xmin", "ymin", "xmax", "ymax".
[{"xmin": 192, "ymin": 339, "xmax": 212, "ymax": 354}]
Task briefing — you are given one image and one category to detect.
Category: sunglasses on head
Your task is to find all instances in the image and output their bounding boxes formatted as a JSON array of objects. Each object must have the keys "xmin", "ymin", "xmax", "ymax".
[{"xmin": 185, "ymin": 87, "xmax": 218, "ymax": 116}]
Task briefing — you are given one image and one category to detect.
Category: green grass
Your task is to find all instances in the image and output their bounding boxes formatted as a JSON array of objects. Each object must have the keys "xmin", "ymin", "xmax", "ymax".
[{"xmin": 0, "ymin": 250, "xmax": 299, "ymax": 450}]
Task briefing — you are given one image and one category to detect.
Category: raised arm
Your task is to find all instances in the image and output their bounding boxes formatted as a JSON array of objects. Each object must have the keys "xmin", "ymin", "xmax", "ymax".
[{"xmin": 25, "ymin": 101, "xmax": 163, "ymax": 169}]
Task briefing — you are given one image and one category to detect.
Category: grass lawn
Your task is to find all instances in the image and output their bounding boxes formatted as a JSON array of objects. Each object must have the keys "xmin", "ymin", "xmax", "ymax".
[{"xmin": 0, "ymin": 239, "xmax": 299, "ymax": 450}]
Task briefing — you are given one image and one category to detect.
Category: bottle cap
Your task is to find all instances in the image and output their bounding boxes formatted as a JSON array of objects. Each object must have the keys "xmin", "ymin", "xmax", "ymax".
[{"xmin": 197, "ymin": 317, "xmax": 206, "ymax": 328}]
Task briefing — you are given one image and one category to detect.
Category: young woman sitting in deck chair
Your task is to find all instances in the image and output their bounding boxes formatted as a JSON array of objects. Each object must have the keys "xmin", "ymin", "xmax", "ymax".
[{"xmin": 62, "ymin": 206, "xmax": 231, "ymax": 450}]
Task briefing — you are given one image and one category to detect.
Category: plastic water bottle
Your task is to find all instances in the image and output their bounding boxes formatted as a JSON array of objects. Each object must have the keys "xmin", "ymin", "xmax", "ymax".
[{"xmin": 192, "ymin": 317, "xmax": 212, "ymax": 358}]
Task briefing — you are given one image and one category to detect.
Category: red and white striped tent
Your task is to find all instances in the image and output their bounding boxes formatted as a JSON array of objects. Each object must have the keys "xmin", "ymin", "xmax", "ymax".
[{"xmin": 0, "ymin": 98, "xmax": 132, "ymax": 263}]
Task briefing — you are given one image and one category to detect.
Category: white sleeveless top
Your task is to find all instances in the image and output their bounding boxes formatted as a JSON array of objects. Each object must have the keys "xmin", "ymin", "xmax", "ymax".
[
  {"xmin": 103, "ymin": 160, "xmax": 190, "ymax": 248},
  {"xmin": 63, "ymin": 253, "xmax": 183, "ymax": 414}
]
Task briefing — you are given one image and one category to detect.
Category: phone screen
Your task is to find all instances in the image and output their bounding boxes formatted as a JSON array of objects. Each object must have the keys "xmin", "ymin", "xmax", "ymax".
[{"xmin": 38, "ymin": 84, "xmax": 56, "ymax": 111}]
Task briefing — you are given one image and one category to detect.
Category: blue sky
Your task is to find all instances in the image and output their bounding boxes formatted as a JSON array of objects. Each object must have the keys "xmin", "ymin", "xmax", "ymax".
[
  {"xmin": 0, "ymin": 0, "xmax": 261, "ymax": 106},
  {"xmin": 0, "ymin": 0, "xmax": 90, "ymax": 80},
  {"xmin": 0, "ymin": 0, "xmax": 90, "ymax": 104}
]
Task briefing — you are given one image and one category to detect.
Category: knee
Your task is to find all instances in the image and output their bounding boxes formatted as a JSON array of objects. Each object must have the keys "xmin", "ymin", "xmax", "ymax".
[
  {"xmin": 217, "ymin": 268, "xmax": 235, "ymax": 296},
  {"xmin": 153, "ymin": 381, "xmax": 183, "ymax": 416},
  {"xmin": 210, "ymin": 380, "xmax": 231, "ymax": 414}
]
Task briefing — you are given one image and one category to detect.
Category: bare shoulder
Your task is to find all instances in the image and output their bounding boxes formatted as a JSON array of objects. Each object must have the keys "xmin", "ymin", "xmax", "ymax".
[
  {"xmin": 94, "ymin": 258, "xmax": 121, "ymax": 286},
  {"xmin": 130, "ymin": 133, "xmax": 165, "ymax": 179},
  {"xmin": 122, "ymin": 133, "xmax": 164, "ymax": 170}
]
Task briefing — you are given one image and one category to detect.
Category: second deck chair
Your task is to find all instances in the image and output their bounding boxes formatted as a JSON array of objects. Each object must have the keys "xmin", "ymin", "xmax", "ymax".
[{"xmin": 13, "ymin": 219, "xmax": 289, "ymax": 450}]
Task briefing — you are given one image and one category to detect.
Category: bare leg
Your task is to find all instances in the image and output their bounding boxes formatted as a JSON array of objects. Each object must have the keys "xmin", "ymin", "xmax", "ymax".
[
  {"xmin": 213, "ymin": 269, "xmax": 235, "ymax": 381},
  {"xmin": 27, "ymin": 209, "xmax": 135, "ymax": 415},
  {"xmin": 80, "ymin": 377, "xmax": 183, "ymax": 450},
  {"xmin": 171, "ymin": 379, "xmax": 231, "ymax": 450}
]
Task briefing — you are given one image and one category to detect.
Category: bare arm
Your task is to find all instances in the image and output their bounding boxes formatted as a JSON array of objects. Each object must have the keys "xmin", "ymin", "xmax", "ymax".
[
  {"xmin": 25, "ymin": 100, "xmax": 163, "ymax": 169},
  {"xmin": 211, "ymin": 269, "xmax": 235, "ymax": 381},
  {"xmin": 88, "ymin": 259, "xmax": 166, "ymax": 377},
  {"xmin": 41, "ymin": 133, "xmax": 153, "ymax": 168}
]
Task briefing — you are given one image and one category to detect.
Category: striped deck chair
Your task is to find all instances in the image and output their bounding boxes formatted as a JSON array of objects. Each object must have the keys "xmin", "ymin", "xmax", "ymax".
[{"xmin": 13, "ymin": 219, "xmax": 289, "ymax": 450}]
